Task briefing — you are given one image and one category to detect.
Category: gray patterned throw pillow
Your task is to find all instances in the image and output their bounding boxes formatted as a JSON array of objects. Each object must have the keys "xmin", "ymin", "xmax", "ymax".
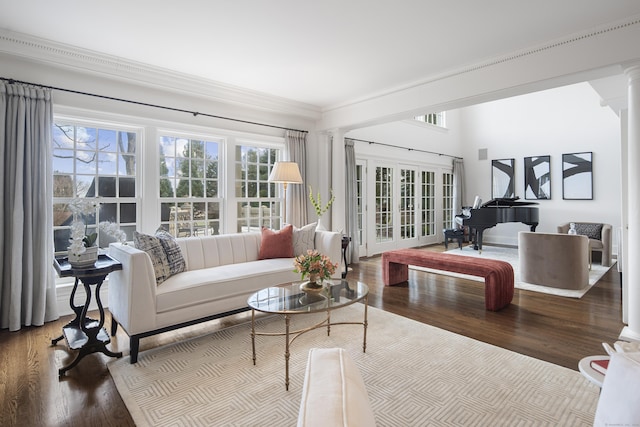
[
  {"xmin": 155, "ymin": 228, "xmax": 186, "ymax": 276},
  {"xmin": 574, "ymin": 223, "xmax": 603, "ymax": 241},
  {"xmin": 134, "ymin": 231, "xmax": 171, "ymax": 284}
]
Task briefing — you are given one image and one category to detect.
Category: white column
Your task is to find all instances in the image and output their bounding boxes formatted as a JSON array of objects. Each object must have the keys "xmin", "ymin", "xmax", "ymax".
[
  {"xmin": 331, "ymin": 129, "xmax": 346, "ymax": 234},
  {"xmin": 620, "ymin": 109, "xmax": 629, "ymax": 324},
  {"xmin": 621, "ymin": 64, "xmax": 640, "ymax": 341}
]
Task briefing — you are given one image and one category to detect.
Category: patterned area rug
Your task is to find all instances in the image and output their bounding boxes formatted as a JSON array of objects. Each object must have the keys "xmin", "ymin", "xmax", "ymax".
[
  {"xmin": 410, "ymin": 245, "xmax": 614, "ymax": 298},
  {"xmin": 108, "ymin": 304, "xmax": 599, "ymax": 426}
]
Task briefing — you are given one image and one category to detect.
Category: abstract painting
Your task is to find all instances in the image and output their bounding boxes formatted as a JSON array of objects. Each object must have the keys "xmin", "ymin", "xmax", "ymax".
[
  {"xmin": 524, "ymin": 155, "xmax": 551, "ymax": 200},
  {"xmin": 492, "ymin": 158, "xmax": 515, "ymax": 199},
  {"xmin": 562, "ymin": 152, "xmax": 593, "ymax": 200}
]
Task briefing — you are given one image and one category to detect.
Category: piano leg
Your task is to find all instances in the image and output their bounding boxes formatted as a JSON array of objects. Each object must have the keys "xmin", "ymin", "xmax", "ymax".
[
  {"xmin": 476, "ymin": 230, "xmax": 484, "ymax": 253},
  {"xmin": 470, "ymin": 228, "xmax": 478, "ymax": 250}
]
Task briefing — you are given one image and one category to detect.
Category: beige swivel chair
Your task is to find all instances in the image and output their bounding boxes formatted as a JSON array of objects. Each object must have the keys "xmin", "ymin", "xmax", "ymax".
[
  {"xmin": 557, "ymin": 222, "xmax": 612, "ymax": 267},
  {"xmin": 519, "ymin": 231, "xmax": 590, "ymax": 290}
]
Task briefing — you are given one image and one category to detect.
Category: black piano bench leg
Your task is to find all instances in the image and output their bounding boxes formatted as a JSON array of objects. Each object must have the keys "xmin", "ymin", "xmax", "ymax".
[{"xmin": 443, "ymin": 229, "xmax": 464, "ymax": 250}]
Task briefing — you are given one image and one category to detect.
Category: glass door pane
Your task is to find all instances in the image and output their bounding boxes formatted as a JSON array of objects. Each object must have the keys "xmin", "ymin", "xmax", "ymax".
[
  {"xmin": 400, "ymin": 168, "xmax": 416, "ymax": 240},
  {"xmin": 375, "ymin": 166, "xmax": 393, "ymax": 243},
  {"xmin": 421, "ymin": 170, "xmax": 435, "ymax": 238}
]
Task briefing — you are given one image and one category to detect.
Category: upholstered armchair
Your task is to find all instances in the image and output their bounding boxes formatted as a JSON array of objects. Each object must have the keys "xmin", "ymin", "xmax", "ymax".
[
  {"xmin": 519, "ymin": 232, "xmax": 590, "ymax": 290},
  {"xmin": 557, "ymin": 222, "xmax": 612, "ymax": 267}
]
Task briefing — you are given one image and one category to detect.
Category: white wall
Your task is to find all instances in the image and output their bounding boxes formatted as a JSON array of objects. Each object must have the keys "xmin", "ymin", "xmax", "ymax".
[{"xmin": 460, "ymin": 82, "xmax": 622, "ymax": 247}]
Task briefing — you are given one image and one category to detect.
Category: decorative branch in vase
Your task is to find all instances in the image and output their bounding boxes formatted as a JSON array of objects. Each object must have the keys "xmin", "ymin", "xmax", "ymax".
[{"xmin": 308, "ymin": 186, "xmax": 335, "ymax": 230}]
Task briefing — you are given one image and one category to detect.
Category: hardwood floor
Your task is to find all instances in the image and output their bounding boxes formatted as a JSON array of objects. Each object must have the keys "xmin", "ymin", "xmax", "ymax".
[{"xmin": 0, "ymin": 244, "xmax": 623, "ymax": 426}]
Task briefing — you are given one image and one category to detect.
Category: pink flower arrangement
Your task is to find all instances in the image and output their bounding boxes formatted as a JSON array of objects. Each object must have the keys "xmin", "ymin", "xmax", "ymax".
[{"xmin": 293, "ymin": 250, "xmax": 338, "ymax": 282}]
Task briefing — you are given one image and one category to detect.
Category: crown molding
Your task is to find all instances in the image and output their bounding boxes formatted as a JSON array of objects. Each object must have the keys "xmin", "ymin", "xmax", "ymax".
[
  {"xmin": 0, "ymin": 28, "xmax": 321, "ymax": 121},
  {"xmin": 323, "ymin": 14, "xmax": 640, "ymax": 114}
]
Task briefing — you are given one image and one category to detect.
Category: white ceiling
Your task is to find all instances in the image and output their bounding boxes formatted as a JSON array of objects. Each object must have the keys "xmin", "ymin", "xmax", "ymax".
[{"xmin": 2, "ymin": 1, "xmax": 640, "ymax": 109}]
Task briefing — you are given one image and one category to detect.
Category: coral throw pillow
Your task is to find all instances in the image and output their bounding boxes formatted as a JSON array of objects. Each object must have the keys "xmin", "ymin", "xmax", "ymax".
[{"xmin": 259, "ymin": 224, "xmax": 294, "ymax": 259}]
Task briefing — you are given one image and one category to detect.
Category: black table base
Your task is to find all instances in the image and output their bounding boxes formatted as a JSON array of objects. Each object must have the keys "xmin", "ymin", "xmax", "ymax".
[{"xmin": 52, "ymin": 254, "xmax": 123, "ymax": 377}]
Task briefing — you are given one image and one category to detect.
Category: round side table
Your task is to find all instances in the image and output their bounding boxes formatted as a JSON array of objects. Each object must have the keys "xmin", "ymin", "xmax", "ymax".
[{"xmin": 578, "ymin": 355, "xmax": 609, "ymax": 388}]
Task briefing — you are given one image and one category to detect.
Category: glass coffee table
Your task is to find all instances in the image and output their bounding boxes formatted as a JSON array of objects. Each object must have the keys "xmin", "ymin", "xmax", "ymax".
[{"xmin": 247, "ymin": 279, "xmax": 369, "ymax": 390}]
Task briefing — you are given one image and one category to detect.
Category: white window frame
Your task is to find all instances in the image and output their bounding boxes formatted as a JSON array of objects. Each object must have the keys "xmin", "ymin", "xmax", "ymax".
[
  {"xmin": 52, "ymin": 116, "xmax": 142, "ymax": 255},
  {"xmin": 158, "ymin": 131, "xmax": 224, "ymax": 237}
]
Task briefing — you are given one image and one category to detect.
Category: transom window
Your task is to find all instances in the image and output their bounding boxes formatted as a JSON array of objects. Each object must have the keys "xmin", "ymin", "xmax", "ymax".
[
  {"xmin": 52, "ymin": 122, "xmax": 138, "ymax": 253},
  {"xmin": 414, "ymin": 112, "xmax": 446, "ymax": 128}
]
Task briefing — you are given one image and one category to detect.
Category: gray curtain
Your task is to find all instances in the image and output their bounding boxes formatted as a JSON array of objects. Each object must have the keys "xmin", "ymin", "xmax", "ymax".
[
  {"xmin": 285, "ymin": 130, "xmax": 308, "ymax": 227},
  {"xmin": 0, "ymin": 81, "xmax": 58, "ymax": 331},
  {"xmin": 452, "ymin": 158, "xmax": 466, "ymax": 229},
  {"xmin": 344, "ymin": 139, "xmax": 359, "ymax": 264}
]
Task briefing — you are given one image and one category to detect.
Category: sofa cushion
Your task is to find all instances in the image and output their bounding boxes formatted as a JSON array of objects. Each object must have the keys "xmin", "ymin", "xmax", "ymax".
[
  {"xmin": 293, "ymin": 222, "xmax": 317, "ymax": 256},
  {"xmin": 297, "ymin": 347, "xmax": 376, "ymax": 427},
  {"xmin": 575, "ymin": 223, "xmax": 603, "ymax": 240},
  {"xmin": 259, "ymin": 225, "xmax": 294, "ymax": 259},
  {"xmin": 155, "ymin": 228, "xmax": 186, "ymax": 276},
  {"xmin": 134, "ymin": 231, "xmax": 171, "ymax": 284},
  {"xmin": 156, "ymin": 258, "xmax": 297, "ymax": 313}
]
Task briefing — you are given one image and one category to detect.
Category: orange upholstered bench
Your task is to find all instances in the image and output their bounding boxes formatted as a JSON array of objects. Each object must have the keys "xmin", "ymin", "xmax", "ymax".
[{"xmin": 382, "ymin": 249, "xmax": 514, "ymax": 311}]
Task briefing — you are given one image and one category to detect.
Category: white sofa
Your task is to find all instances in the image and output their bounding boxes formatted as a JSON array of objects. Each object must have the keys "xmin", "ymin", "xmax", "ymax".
[{"xmin": 108, "ymin": 230, "xmax": 342, "ymax": 363}]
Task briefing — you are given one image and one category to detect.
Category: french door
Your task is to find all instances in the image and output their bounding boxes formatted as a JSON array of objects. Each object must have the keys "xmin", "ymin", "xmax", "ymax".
[{"xmin": 360, "ymin": 161, "xmax": 443, "ymax": 257}]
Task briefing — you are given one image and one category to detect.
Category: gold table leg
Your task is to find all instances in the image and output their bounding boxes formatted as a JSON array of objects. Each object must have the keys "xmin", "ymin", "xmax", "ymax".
[
  {"xmin": 285, "ymin": 314, "xmax": 291, "ymax": 391},
  {"xmin": 251, "ymin": 309, "xmax": 256, "ymax": 365},
  {"xmin": 363, "ymin": 295, "xmax": 368, "ymax": 353}
]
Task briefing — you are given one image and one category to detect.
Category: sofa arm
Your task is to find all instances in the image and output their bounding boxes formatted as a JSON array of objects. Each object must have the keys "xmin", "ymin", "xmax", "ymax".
[
  {"xmin": 315, "ymin": 230, "xmax": 343, "ymax": 279},
  {"xmin": 108, "ymin": 243, "xmax": 158, "ymax": 335}
]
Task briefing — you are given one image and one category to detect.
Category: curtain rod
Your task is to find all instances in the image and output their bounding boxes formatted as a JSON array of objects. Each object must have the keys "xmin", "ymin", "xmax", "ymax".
[
  {"xmin": 0, "ymin": 77, "xmax": 308, "ymax": 134},
  {"xmin": 347, "ymin": 138, "xmax": 462, "ymax": 160}
]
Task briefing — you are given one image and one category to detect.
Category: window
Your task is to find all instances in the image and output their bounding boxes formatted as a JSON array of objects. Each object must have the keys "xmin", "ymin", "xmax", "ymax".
[
  {"xmin": 414, "ymin": 112, "xmax": 446, "ymax": 127},
  {"xmin": 235, "ymin": 144, "xmax": 281, "ymax": 232},
  {"xmin": 159, "ymin": 135, "xmax": 221, "ymax": 236},
  {"xmin": 52, "ymin": 122, "xmax": 138, "ymax": 253}
]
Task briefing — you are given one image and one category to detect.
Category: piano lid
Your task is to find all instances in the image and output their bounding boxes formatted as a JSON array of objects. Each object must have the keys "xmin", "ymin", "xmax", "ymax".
[{"xmin": 480, "ymin": 197, "xmax": 539, "ymax": 208}]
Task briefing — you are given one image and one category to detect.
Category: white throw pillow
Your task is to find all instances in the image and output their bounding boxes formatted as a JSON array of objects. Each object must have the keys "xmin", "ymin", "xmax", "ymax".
[{"xmin": 293, "ymin": 222, "xmax": 317, "ymax": 256}]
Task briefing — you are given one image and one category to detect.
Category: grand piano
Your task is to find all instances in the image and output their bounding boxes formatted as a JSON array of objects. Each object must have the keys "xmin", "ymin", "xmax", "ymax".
[{"xmin": 457, "ymin": 197, "xmax": 539, "ymax": 251}]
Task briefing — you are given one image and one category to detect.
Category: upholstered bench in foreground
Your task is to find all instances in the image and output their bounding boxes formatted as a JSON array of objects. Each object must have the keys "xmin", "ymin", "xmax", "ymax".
[
  {"xmin": 297, "ymin": 348, "xmax": 376, "ymax": 427},
  {"xmin": 381, "ymin": 249, "xmax": 514, "ymax": 311}
]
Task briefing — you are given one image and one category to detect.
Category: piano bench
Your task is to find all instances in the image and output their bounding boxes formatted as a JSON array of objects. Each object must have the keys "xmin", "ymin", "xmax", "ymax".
[
  {"xmin": 381, "ymin": 249, "xmax": 514, "ymax": 311},
  {"xmin": 443, "ymin": 228, "xmax": 464, "ymax": 250}
]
